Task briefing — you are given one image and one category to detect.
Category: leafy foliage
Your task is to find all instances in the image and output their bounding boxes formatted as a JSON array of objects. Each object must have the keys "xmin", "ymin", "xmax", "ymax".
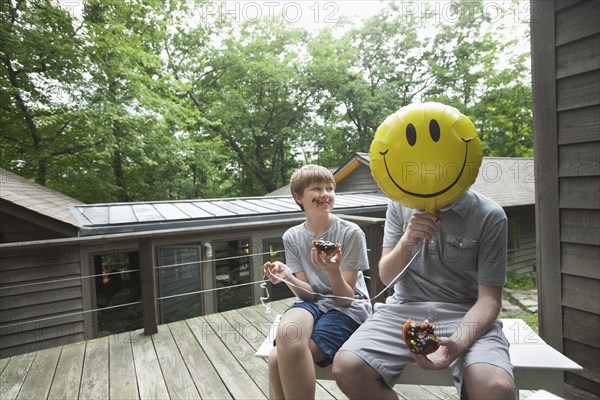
[{"xmin": 0, "ymin": 0, "xmax": 533, "ymax": 202}]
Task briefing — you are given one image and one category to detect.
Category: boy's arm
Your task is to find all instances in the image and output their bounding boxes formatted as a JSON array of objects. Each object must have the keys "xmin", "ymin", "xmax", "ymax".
[
  {"xmin": 313, "ymin": 248, "xmax": 358, "ymax": 307},
  {"xmin": 264, "ymin": 261, "xmax": 317, "ymax": 302}
]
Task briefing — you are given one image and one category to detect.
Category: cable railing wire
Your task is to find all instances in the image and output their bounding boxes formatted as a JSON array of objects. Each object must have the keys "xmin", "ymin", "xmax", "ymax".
[
  {"xmin": 0, "ymin": 247, "xmax": 380, "ymax": 330},
  {"xmin": 0, "ymin": 250, "xmax": 279, "ymax": 291},
  {"xmin": 0, "ymin": 276, "xmax": 273, "ymax": 330},
  {"xmin": 0, "ymin": 300, "xmax": 143, "ymax": 330}
]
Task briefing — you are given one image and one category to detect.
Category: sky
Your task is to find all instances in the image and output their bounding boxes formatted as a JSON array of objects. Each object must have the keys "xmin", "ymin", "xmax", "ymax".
[{"xmin": 212, "ymin": 0, "xmax": 530, "ymax": 53}]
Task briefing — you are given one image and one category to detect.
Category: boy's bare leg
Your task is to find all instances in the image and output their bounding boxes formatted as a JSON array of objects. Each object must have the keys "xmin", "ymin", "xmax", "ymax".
[
  {"xmin": 276, "ymin": 308, "xmax": 318, "ymax": 400},
  {"xmin": 268, "ymin": 347, "xmax": 284, "ymax": 400}
]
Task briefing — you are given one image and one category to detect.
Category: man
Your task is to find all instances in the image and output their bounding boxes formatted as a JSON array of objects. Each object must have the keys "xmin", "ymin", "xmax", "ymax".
[{"xmin": 332, "ymin": 190, "xmax": 516, "ymax": 399}]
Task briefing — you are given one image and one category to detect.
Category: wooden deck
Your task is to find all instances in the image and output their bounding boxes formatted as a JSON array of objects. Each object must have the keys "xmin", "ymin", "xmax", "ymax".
[{"xmin": 0, "ymin": 299, "xmax": 538, "ymax": 400}]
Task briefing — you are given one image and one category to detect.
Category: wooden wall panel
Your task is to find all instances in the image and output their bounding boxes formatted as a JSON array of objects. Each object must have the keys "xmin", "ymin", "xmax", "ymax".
[
  {"xmin": 558, "ymin": 141, "xmax": 600, "ymax": 177},
  {"xmin": 563, "ymin": 339, "xmax": 600, "ymax": 393},
  {"xmin": 336, "ymin": 164, "xmax": 379, "ymax": 193},
  {"xmin": 562, "ymin": 242, "xmax": 600, "ymax": 279},
  {"xmin": 562, "ymin": 274, "xmax": 600, "ymax": 314},
  {"xmin": 555, "ymin": 0, "xmax": 600, "ymax": 45},
  {"xmin": 0, "ymin": 245, "xmax": 85, "ymax": 358},
  {"xmin": 556, "ymin": 33, "xmax": 600, "ymax": 79},
  {"xmin": 558, "ymin": 105, "xmax": 600, "ymax": 145},
  {"xmin": 560, "ymin": 209, "xmax": 600, "ymax": 246},
  {"xmin": 555, "ymin": 0, "xmax": 587, "ymax": 12},
  {"xmin": 563, "ymin": 307, "xmax": 598, "ymax": 348},
  {"xmin": 532, "ymin": 1, "xmax": 599, "ymax": 397},
  {"xmin": 559, "ymin": 176, "xmax": 600, "ymax": 209},
  {"xmin": 0, "ymin": 213, "xmax": 67, "ymax": 243},
  {"xmin": 556, "ymin": 70, "xmax": 600, "ymax": 112}
]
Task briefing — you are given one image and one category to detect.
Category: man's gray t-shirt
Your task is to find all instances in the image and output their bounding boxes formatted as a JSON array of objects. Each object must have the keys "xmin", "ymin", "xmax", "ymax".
[
  {"xmin": 383, "ymin": 190, "xmax": 508, "ymax": 305},
  {"xmin": 283, "ymin": 215, "xmax": 372, "ymax": 324}
]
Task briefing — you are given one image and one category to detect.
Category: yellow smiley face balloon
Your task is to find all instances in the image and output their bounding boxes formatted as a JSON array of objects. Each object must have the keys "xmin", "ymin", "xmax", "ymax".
[{"xmin": 370, "ymin": 102, "xmax": 483, "ymax": 214}]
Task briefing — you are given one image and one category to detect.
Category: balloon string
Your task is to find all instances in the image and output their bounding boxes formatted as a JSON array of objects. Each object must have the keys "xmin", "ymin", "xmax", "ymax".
[
  {"xmin": 260, "ymin": 247, "xmax": 422, "ymax": 308},
  {"xmin": 260, "ymin": 272, "xmax": 272, "ymax": 314}
]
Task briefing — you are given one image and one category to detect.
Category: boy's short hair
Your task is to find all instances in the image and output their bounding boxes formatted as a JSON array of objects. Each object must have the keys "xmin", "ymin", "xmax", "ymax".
[{"xmin": 290, "ymin": 165, "xmax": 336, "ymax": 211}]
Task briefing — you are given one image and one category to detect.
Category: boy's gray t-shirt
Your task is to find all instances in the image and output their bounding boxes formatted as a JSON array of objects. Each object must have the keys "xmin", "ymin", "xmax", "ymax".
[
  {"xmin": 282, "ymin": 215, "xmax": 372, "ymax": 324},
  {"xmin": 383, "ymin": 190, "xmax": 508, "ymax": 305}
]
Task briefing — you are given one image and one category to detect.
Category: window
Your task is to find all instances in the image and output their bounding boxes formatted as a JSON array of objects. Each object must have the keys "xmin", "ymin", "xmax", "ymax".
[
  {"xmin": 213, "ymin": 239, "xmax": 252, "ymax": 312},
  {"xmin": 158, "ymin": 247, "xmax": 202, "ymax": 323},
  {"xmin": 508, "ymin": 217, "xmax": 520, "ymax": 250},
  {"xmin": 262, "ymin": 238, "xmax": 293, "ymax": 301},
  {"xmin": 93, "ymin": 252, "xmax": 142, "ymax": 336}
]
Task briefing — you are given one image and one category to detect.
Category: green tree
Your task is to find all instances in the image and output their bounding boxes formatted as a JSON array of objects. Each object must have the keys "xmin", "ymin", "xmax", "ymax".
[
  {"xmin": 424, "ymin": 0, "xmax": 532, "ymax": 156},
  {"xmin": 0, "ymin": 0, "xmax": 85, "ymax": 185},
  {"xmin": 305, "ymin": 6, "xmax": 430, "ymax": 167},
  {"xmin": 192, "ymin": 18, "xmax": 314, "ymax": 195}
]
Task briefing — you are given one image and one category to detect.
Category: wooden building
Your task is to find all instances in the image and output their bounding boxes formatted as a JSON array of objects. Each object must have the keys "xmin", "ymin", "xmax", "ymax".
[
  {"xmin": 531, "ymin": 0, "xmax": 600, "ymax": 398},
  {"xmin": 0, "ymin": 167, "xmax": 387, "ymax": 358}
]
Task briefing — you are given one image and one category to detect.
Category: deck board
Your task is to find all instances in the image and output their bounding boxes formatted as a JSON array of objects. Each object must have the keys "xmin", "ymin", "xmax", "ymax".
[
  {"xmin": 0, "ymin": 352, "xmax": 35, "ymax": 400},
  {"xmin": 204, "ymin": 311, "xmax": 271, "ymax": 395},
  {"xmin": 169, "ymin": 319, "xmax": 233, "ymax": 399},
  {"xmin": 16, "ymin": 347, "xmax": 60, "ymax": 400},
  {"xmin": 153, "ymin": 324, "xmax": 201, "ymax": 400},
  {"xmin": 80, "ymin": 336, "xmax": 109, "ymax": 400},
  {"xmin": 108, "ymin": 332, "xmax": 139, "ymax": 400},
  {"xmin": 131, "ymin": 329, "xmax": 170, "ymax": 399},
  {"xmin": 48, "ymin": 342, "xmax": 85, "ymax": 399},
  {"xmin": 0, "ymin": 302, "xmax": 539, "ymax": 400},
  {"xmin": 187, "ymin": 315, "xmax": 266, "ymax": 399}
]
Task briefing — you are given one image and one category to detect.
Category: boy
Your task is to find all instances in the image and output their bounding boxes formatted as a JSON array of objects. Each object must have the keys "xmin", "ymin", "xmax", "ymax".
[{"xmin": 263, "ymin": 164, "xmax": 372, "ymax": 400}]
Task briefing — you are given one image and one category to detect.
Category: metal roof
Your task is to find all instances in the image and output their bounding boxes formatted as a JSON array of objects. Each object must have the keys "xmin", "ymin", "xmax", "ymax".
[
  {"xmin": 71, "ymin": 191, "xmax": 390, "ymax": 236},
  {"xmin": 2, "ymin": 155, "xmax": 535, "ymax": 240}
]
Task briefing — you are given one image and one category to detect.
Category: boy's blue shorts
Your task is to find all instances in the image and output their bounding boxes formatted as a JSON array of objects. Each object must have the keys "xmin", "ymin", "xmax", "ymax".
[{"xmin": 284, "ymin": 301, "xmax": 360, "ymax": 367}]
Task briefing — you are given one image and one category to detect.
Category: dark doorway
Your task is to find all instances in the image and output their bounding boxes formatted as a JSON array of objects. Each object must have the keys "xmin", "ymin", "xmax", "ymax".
[{"xmin": 93, "ymin": 251, "xmax": 142, "ymax": 336}]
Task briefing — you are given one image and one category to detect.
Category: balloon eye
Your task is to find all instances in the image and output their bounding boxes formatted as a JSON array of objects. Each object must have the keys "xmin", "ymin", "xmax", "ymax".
[
  {"xmin": 406, "ymin": 124, "xmax": 417, "ymax": 146},
  {"xmin": 430, "ymin": 119, "xmax": 440, "ymax": 142}
]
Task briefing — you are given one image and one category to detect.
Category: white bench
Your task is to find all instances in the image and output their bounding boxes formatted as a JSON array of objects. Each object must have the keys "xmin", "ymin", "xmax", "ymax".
[{"xmin": 256, "ymin": 314, "xmax": 582, "ymax": 399}]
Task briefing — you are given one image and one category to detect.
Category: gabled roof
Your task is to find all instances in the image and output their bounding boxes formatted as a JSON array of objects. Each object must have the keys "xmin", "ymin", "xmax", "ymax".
[
  {"xmin": 331, "ymin": 154, "xmax": 535, "ymax": 208},
  {"xmin": 0, "ymin": 168, "xmax": 82, "ymax": 228},
  {"xmin": 332, "ymin": 152, "xmax": 370, "ymax": 181}
]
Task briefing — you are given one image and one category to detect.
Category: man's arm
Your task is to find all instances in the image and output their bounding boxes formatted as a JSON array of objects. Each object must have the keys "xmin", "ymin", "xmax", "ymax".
[
  {"xmin": 415, "ymin": 284, "xmax": 503, "ymax": 369},
  {"xmin": 379, "ymin": 211, "xmax": 439, "ymax": 286}
]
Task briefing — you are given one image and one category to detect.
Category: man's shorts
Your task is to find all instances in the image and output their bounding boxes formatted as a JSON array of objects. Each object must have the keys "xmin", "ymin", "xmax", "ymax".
[
  {"xmin": 282, "ymin": 301, "xmax": 360, "ymax": 367},
  {"xmin": 339, "ymin": 301, "xmax": 513, "ymax": 396}
]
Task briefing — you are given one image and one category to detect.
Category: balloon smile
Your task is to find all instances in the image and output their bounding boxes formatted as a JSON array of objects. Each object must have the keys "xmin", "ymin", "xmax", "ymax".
[{"xmin": 380, "ymin": 139, "xmax": 471, "ymax": 199}]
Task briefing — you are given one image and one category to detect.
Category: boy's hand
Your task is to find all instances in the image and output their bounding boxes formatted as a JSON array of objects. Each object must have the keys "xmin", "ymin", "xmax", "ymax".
[
  {"xmin": 263, "ymin": 261, "xmax": 291, "ymax": 284},
  {"xmin": 311, "ymin": 247, "xmax": 342, "ymax": 272}
]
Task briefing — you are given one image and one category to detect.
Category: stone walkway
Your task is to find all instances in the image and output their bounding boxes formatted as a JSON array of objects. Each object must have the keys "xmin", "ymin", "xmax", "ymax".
[{"xmin": 502, "ymin": 288, "xmax": 539, "ymax": 314}]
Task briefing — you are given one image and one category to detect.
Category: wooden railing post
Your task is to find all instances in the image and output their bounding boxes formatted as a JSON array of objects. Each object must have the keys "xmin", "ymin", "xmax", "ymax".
[
  {"xmin": 367, "ymin": 221, "xmax": 386, "ymax": 301},
  {"xmin": 139, "ymin": 238, "xmax": 158, "ymax": 335}
]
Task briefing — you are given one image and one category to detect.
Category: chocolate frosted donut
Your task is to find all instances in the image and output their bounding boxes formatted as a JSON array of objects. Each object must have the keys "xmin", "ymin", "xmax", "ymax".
[
  {"xmin": 311, "ymin": 240, "xmax": 341, "ymax": 256},
  {"xmin": 402, "ymin": 319, "xmax": 440, "ymax": 355}
]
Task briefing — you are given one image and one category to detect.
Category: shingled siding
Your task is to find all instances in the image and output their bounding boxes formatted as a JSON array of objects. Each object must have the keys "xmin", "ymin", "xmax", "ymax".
[
  {"xmin": 0, "ymin": 245, "xmax": 85, "ymax": 358},
  {"xmin": 533, "ymin": 1, "xmax": 600, "ymax": 398},
  {"xmin": 507, "ymin": 207, "xmax": 537, "ymax": 276},
  {"xmin": 335, "ymin": 163, "xmax": 379, "ymax": 193}
]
